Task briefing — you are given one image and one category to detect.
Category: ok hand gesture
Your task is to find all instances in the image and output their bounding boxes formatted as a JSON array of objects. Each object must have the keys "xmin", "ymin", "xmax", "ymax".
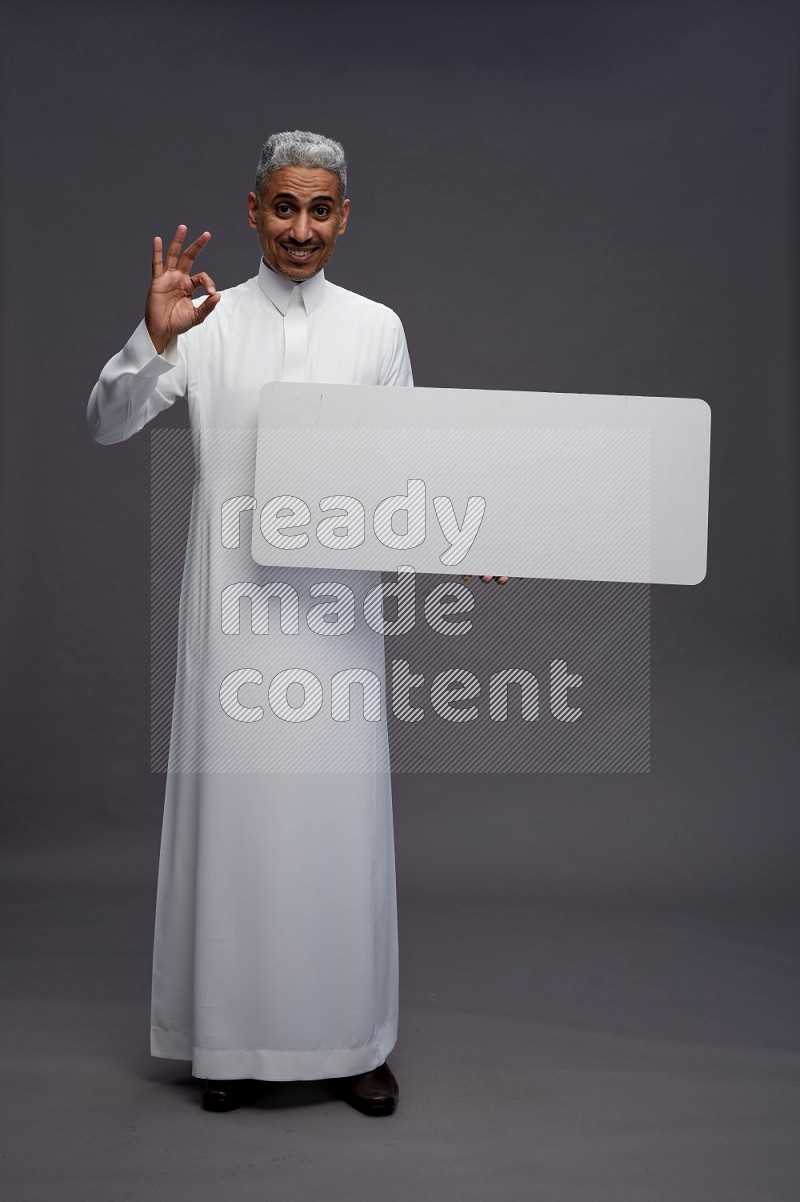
[{"xmin": 145, "ymin": 225, "xmax": 220, "ymax": 354}]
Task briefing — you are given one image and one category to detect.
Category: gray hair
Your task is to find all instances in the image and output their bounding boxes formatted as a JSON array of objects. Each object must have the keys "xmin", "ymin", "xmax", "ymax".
[{"xmin": 255, "ymin": 130, "xmax": 347, "ymax": 202}]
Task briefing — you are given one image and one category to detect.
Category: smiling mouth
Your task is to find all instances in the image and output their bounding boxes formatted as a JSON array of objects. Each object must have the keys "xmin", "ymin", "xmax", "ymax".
[{"xmin": 282, "ymin": 246, "xmax": 318, "ymax": 260}]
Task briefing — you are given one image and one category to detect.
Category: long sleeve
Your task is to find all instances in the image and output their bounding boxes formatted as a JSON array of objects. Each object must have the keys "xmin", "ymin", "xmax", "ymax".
[{"xmin": 86, "ymin": 320, "xmax": 188, "ymax": 444}]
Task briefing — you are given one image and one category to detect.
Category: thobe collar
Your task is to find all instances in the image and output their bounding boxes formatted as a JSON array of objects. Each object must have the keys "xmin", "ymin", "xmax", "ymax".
[{"xmin": 257, "ymin": 257, "xmax": 327, "ymax": 315}]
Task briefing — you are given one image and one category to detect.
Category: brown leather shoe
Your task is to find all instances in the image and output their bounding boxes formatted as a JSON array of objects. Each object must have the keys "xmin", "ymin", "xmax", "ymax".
[
  {"xmin": 202, "ymin": 1078, "xmax": 260, "ymax": 1112},
  {"xmin": 332, "ymin": 1061, "xmax": 399, "ymax": 1116}
]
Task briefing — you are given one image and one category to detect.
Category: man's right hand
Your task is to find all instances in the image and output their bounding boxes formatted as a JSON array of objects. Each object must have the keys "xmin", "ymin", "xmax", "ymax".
[{"xmin": 145, "ymin": 225, "xmax": 220, "ymax": 354}]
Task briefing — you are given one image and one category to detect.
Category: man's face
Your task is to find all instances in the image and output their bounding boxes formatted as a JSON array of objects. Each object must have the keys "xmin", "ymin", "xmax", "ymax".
[{"xmin": 247, "ymin": 165, "xmax": 350, "ymax": 282}]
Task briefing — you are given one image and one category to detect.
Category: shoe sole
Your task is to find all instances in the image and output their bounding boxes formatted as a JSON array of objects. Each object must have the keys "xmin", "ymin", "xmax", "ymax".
[
  {"xmin": 331, "ymin": 1082, "xmax": 397, "ymax": 1116},
  {"xmin": 202, "ymin": 1084, "xmax": 260, "ymax": 1112},
  {"xmin": 203, "ymin": 1097, "xmax": 244, "ymax": 1112}
]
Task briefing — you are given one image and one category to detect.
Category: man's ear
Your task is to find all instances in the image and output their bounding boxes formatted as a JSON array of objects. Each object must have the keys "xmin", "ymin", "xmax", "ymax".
[
  {"xmin": 338, "ymin": 198, "xmax": 350, "ymax": 235},
  {"xmin": 247, "ymin": 191, "xmax": 259, "ymax": 230}
]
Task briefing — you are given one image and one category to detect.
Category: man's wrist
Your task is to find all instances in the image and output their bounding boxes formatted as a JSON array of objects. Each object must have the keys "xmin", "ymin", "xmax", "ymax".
[{"xmin": 146, "ymin": 324, "xmax": 171, "ymax": 356}]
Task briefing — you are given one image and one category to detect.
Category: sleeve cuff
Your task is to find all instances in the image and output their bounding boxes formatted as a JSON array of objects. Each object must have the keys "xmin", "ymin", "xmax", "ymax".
[{"xmin": 123, "ymin": 320, "xmax": 181, "ymax": 374}]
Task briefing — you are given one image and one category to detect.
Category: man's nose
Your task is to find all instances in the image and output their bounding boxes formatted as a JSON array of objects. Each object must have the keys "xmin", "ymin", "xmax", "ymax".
[{"xmin": 289, "ymin": 211, "xmax": 312, "ymax": 242}]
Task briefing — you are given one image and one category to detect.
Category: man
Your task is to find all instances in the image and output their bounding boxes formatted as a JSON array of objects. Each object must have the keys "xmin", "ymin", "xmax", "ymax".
[{"xmin": 87, "ymin": 131, "xmax": 412, "ymax": 1117}]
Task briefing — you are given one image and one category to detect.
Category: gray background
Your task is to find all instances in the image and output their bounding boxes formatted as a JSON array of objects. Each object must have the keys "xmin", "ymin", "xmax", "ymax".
[{"xmin": 1, "ymin": 0, "xmax": 798, "ymax": 1198}]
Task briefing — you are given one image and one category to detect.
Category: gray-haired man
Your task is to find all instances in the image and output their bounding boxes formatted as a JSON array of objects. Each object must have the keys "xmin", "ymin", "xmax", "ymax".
[{"xmin": 88, "ymin": 131, "xmax": 412, "ymax": 1116}]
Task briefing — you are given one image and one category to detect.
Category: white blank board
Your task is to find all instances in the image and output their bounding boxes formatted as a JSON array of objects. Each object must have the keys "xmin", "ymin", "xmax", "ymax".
[{"xmin": 251, "ymin": 384, "xmax": 710, "ymax": 585}]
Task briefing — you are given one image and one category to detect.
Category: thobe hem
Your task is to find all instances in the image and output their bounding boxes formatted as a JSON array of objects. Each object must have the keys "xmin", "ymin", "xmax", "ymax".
[{"xmin": 150, "ymin": 1017, "xmax": 397, "ymax": 1081}]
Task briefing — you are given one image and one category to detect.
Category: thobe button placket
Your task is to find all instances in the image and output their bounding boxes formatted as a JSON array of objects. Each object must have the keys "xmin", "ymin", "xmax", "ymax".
[{"xmin": 282, "ymin": 285, "xmax": 308, "ymax": 382}]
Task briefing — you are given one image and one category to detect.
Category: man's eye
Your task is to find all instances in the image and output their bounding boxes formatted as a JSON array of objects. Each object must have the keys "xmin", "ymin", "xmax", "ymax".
[
  {"xmin": 276, "ymin": 204, "xmax": 291, "ymax": 215},
  {"xmin": 315, "ymin": 207, "xmax": 330, "ymax": 217}
]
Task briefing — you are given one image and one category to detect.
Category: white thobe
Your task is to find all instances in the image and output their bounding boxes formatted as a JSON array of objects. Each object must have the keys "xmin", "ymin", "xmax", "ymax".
[{"xmin": 87, "ymin": 260, "xmax": 413, "ymax": 1080}]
